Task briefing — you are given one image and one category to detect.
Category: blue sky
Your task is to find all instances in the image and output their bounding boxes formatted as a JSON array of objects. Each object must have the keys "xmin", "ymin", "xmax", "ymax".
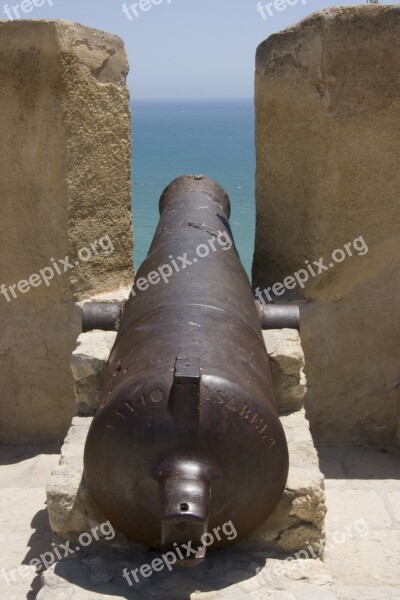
[{"xmin": 3, "ymin": 0, "xmax": 397, "ymax": 98}]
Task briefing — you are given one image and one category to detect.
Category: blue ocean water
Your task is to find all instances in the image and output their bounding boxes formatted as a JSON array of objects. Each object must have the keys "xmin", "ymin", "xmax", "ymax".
[{"xmin": 131, "ymin": 99, "xmax": 255, "ymax": 277}]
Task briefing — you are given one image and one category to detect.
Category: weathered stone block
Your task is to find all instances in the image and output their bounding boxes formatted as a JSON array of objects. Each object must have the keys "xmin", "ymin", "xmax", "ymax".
[
  {"xmin": 253, "ymin": 6, "xmax": 400, "ymax": 446},
  {"xmin": 72, "ymin": 331, "xmax": 117, "ymax": 415},
  {"xmin": 72, "ymin": 328, "xmax": 307, "ymax": 417},
  {"xmin": 263, "ymin": 329, "xmax": 306, "ymax": 412},
  {"xmin": 0, "ymin": 21, "xmax": 134, "ymax": 443}
]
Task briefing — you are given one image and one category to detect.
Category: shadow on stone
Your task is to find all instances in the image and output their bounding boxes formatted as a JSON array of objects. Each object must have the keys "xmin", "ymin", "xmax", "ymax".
[
  {"xmin": 20, "ymin": 509, "xmax": 56, "ymax": 599},
  {"xmin": 0, "ymin": 444, "xmax": 61, "ymax": 467},
  {"xmin": 44, "ymin": 545, "xmax": 271, "ymax": 599},
  {"xmin": 317, "ymin": 446, "xmax": 400, "ymax": 480}
]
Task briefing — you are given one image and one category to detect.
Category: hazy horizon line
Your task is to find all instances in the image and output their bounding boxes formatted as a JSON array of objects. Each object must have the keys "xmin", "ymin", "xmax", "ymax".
[{"xmin": 131, "ymin": 97, "xmax": 254, "ymax": 102}]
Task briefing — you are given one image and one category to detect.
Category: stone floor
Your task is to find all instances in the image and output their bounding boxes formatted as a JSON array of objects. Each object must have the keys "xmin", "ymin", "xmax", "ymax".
[
  {"xmin": 0, "ymin": 444, "xmax": 399, "ymax": 599},
  {"xmin": 318, "ymin": 446, "xmax": 400, "ymax": 600},
  {"xmin": 0, "ymin": 444, "xmax": 60, "ymax": 600}
]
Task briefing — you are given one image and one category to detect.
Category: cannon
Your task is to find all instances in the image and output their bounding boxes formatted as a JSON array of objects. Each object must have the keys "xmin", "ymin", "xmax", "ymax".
[{"xmin": 84, "ymin": 175, "xmax": 295, "ymax": 566}]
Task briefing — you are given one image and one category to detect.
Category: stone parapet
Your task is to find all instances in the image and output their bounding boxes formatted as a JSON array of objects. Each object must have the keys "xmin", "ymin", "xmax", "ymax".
[{"xmin": 0, "ymin": 21, "xmax": 133, "ymax": 443}]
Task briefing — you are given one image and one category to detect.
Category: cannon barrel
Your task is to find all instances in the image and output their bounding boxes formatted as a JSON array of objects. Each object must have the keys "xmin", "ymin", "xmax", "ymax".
[{"xmin": 84, "ymin": 175, "xmax": 289, "ymax": 566}]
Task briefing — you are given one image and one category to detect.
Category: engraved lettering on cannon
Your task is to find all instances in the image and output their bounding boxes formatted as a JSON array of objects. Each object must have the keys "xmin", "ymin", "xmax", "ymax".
[
  {"xmin": 150, "ymin": 388, "xmax": 164, "ymax": 403},
  {"xmin": 206, "ymin": 387, "xmax": 276, "ymax": 447},
  {"xmin": 105, "ymin": 387, "xmax": 166, "ymax": 427}
]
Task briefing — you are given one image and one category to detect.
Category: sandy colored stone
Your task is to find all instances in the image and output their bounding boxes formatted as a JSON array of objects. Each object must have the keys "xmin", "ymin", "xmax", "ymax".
[
  {"xmin": 386, "ymin": 491, "xmax": 400, "ymax": 524},
  {"xmin": 324, "ymin": 489, "xmax": 391, "ymax": 532},
  {"xmin": 10, "ymin": 446, "xmax": 400, "ymax": 600},
  {"xmin": 0, "ymin": 21, "xmax": 133, "ymax": 443},
  {"xmin": 253, "ymin": 5, "xmax": 400, "ymax": 446},
  {"xmin": 325, "ymin": 529, "xmax": 400, "ymax": 587},
  {"xmin": 191, "ymin": 594, "xmax": 223, "ymax": 600},
  {"xmin": 264, "ymin": 330, "xmax": 305, "ymax": 376},
  {"xmin": 336, "ymin": 586, "xmax": 400, "ymax": 600},
  {"xmin": 46, "ymin": 418, "xmax": 90, "ymax": 535},
  {"xmin": 277, "ymin": 524, "xmax": 323, "ymax": 554},
  {"xmin": 0, "ymin": 444, "xmax": 60, "ymax": 599},
  {"xmin": 46, "ymin": 416, "xmax": 101, "ymax": 536},
  {"xmin": 320, "ymin": 447, "xmax": 400, "ymax": 598},
  {"xmin": 72, "ymin": 330, "xmax": 117, "ymax": 415},
  {"xmin": 37, "ymin": 546, "xmax": 337, "ymax": 599},
  {"xmin": 263, "ymin": 329, "xmax": 306, "ymax": 412},
  {"xmin": 45, "ymin": 416, "xmax": 141, "ymax": 552},
  {"xmin": 72, "ymin": 331, "xmax": 116, "ymax": 383}
]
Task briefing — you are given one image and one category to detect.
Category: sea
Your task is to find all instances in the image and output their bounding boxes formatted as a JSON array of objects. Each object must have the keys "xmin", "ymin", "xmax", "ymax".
[{"xmin": 131, "ymin": 99, "xmax": 255, "ymax": 278}]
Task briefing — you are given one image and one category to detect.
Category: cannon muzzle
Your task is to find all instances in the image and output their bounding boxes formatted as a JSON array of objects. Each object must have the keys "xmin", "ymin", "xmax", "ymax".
[{"xmin": 84, "ymin": 175, "xmax": 289, "ymax": 565}]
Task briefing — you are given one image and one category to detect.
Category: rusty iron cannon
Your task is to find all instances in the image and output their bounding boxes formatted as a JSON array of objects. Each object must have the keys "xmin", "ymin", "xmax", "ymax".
[{"xmin": 83, "ymin": 175, "xmax": 298, "ymax": 566}]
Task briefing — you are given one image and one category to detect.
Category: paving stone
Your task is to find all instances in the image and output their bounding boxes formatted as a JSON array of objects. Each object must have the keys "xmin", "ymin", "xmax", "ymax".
[
  {"xmin": 325, "ymin": 530, "xmax": 400, "ymax": 587},
  {"xmin": 317, "ymin": 447, "xmax": 400, "ymax": 596},
  {"xmin": 339, "ymin": 447, "xmax": 400, "ymax": 480},
  {"xmin": 317, "ymin": 448, "xmax": 348, "ymax": 486},
  {"xmin": 0, "ymin": 489, "xmax": 50, "ymax": 533},
  {"xmin": 336, "ymin": 585, "xmax": 400, "ymax": 600},
  {"xmin": 37, "ymin": 547, "xmax": 337, "ymax": 600},
  {"xmin": 3, "ymin": 435, "xmax": 399, "ymax": 600},
  {"xmin": 324, "ymin": 489, "xmax": 391, "ymax": 532},
  {"xmin": 386, "ymin": 491, "xmax": 400, "ymax": 524},
  {"xmin": 0, "ymin": 446, "xmax": 59, "ymax": 489},
  {"xmin": 0, "ymin": 445, "xmax": 60, "ymax": 600},
  {"xmin": 0, "ymin": 585, "xmax": 38, "ymax": 600}
]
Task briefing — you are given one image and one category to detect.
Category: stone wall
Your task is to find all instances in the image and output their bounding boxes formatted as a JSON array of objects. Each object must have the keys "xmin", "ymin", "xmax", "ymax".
[
  {"xmin": 253, "ymin": 6, "xmax": 400, "ymax": 446},
  {"xmin": 0, "ymin": 21, "xmax": 134, "ymax": 444}
]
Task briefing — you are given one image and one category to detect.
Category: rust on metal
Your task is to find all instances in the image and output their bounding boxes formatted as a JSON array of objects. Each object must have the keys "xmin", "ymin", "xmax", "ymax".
[
  {"xmin": 256, "ymin": 302, "xmax": 300, "ymax": 331},
  {"xmin": 84, "ymin": 175, "xmax": 289, "ymax": 566},
  {"xmin": 82, "ymin": 302, "xmax": 122, "ymax": 332}
]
